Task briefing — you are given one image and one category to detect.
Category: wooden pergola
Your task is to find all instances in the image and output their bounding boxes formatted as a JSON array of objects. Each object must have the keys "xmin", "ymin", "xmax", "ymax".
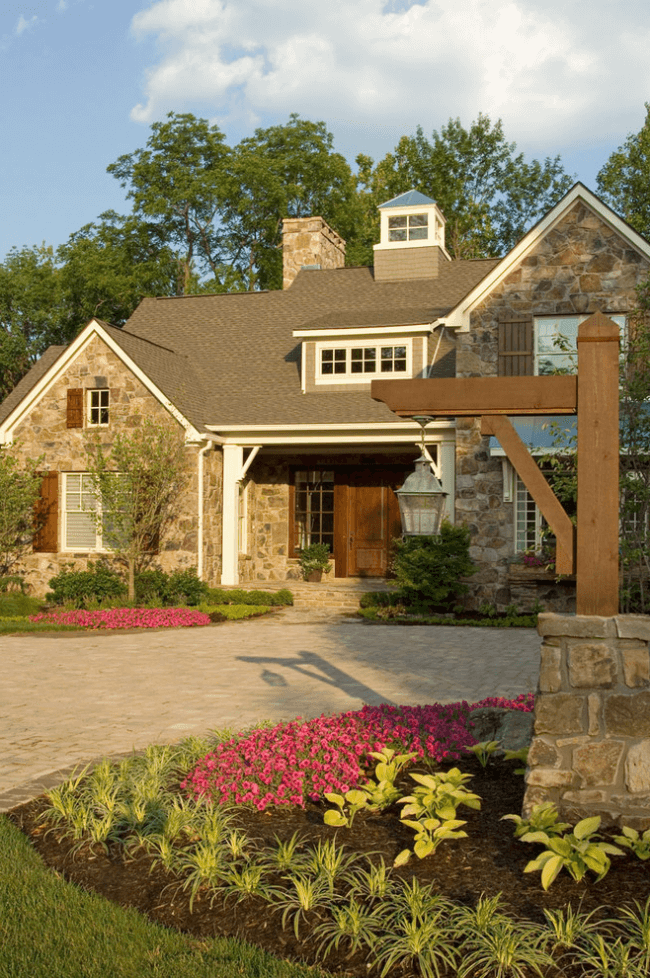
[{"xmin": 371, "ymin": 311, "xmax": 620, "ymax": 616}]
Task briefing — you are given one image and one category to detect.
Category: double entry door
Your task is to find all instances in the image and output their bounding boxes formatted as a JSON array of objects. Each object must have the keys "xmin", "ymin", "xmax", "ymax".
[{"xmin": 293, "ymin": 465, "xmax": 407, "ymax": 577}]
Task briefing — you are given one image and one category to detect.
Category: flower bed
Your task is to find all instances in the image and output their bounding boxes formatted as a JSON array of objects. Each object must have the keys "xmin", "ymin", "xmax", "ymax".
[
  {"xmin": 182, "ymin": 694, "xmax": 534, "ymax": 810},
  {"xmin": 29, "ymin": 607, "xmax": 211, "ymax": 630}
]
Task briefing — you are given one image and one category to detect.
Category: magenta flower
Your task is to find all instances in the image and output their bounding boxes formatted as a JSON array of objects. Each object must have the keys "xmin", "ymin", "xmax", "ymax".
[{"xmin": 29, "ymin": 608, "xmax": 210, "ymax": 630}]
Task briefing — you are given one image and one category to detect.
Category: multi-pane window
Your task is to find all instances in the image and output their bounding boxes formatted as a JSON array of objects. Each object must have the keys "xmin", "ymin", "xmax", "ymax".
[
  {"xmin": 515, "ymin": 474, "xmax": 542, "ymax": 552},
  {"xmin": 319, "ymin": 344, "xmax": 408, "ymax": 379},
  {"xmin": 294, "ymin": 470, "xmax": 334, "ymax": 552},
  {"xmin": 89, "ymin": 389, "xmax": 110, "ymax": 425},
  {"xmin": 63, "ymin": 473, "xmax": 121, "ymax": 551},
  {"xmin": 535, "ymin": 315, "xmax": 626, "ymax": 375},
  {"xmin": 63, "ymin": 474, "xmax": 99, "ymax": 550},
  {"xmin": 388, "ymin": 213, "xmax": 428, "ymax": 242}
]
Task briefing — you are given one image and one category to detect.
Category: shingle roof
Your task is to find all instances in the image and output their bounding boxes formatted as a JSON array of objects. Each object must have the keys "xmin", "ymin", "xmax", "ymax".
[
  {"xmin": 0, "ymin": 257, "xmax": 499, "ymax": 431},
  {"xmin": 122, "ymin": 260, "xmax": 498, "ymax": 427}
]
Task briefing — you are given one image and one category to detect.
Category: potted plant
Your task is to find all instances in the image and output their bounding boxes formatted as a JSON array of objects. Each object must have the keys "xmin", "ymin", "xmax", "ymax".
[{"xmin": 298, "ymin": 543, "xmax": 332, "ymax": 582}]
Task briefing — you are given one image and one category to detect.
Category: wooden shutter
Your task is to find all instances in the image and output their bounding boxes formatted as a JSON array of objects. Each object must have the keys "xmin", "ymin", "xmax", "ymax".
[
  {"xmin": 33, "ymin": 472, "xmax": 59, "ymax": 552},
  {"xmin": 498, "ymin": 314, "xmax": 534, "ymax": 376},
  {"xmin": 66, "ymin": 388, "xmax": 84, "ymax": 428}
]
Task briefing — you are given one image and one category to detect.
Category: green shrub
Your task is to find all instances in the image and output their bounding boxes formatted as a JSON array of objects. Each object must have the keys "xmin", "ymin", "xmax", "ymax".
[
  {"xmin": 0, "ymin": 574, "xmax": 26, "ymax": 593},
  {"xmin": 359, "ymin": 591, "xmax": 401, "ymax": 609},
  {"xmin": 47, "ymin": 563, "xmax": 127, "ymax": 608},
  {"xmin": 166, "ymin": 569, "xmax": 209, "ymax": 606},
  {"xmin": 391, "ymin": 523, "xmax": 476, "ymax": 611},
  {"xmin": 134, "ymin": 569, "xmax": 169, "ymax": 605},
  {"xmin": 204, "ymin": 588, "xmax": 293, "ymax": 607},
  {"xmin": 0, "ymin": 592, "xmax": 43, "ymax": 618}
]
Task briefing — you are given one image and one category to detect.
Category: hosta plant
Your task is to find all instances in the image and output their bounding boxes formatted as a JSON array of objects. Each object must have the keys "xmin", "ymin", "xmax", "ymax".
[
  {"xmin": 521, "ymin": 816, "xmax": 624, "ymax": 890},
  {"xmin": 614, "ymin": 825, "xmax": 650, "ymax": 860},
  {"xmin": 394, "ymin": 816, "xmax": 468, "ymax": 867},
  {"xmin": 399, "ymin": 767, "xmax": 481, "ymax": 822},
  {"xmin": 469, "ymin": 740, "xmax": 501, "ymax": 768},
  {"xmin": 502, "ymin": 802, "xmax": 571, "ymax": 839},
  {"xmin": 324, "ymin": 747, "xmax": 416, "ymax": 827}
]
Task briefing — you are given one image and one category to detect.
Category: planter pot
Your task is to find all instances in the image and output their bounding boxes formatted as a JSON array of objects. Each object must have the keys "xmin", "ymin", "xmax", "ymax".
[{"xmin": 305, "ymin": 570, "xmax": 323, "ymax": 583}]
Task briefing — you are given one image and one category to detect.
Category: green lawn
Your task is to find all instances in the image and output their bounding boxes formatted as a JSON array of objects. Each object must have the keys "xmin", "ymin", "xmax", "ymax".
[{"xmin": 0, "ymin": 817, "xmax": 328, "ymax": 978}]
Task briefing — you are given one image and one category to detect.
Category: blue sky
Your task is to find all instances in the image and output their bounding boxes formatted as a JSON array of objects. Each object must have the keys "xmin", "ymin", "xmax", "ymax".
[{"xmin": 2, "ymin": 0, "xmax": 650, "ymax": 261}]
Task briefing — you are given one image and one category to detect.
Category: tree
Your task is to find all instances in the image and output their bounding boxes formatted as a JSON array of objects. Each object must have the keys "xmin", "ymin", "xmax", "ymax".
[
  {"xmin": 107, "ymin": 113, "xmax": 231, "ymax": 293},
  {"xmin": 84, "ymin": 421, "xmax": 189, "ymax": 602},
  {"xmin": 357, "ymin": 115, "xmax": 574, "ymax": 259},
  {"xmin": 222, "ymin": 115, "xmax": 361, "ymax": 289},
  {"xmin": 597, "ymin": 103, "xmax": 650, "ymax": 240},
  {"xmin": 0, "ymin": 445, "xmax": 43, "ymax": 578}
]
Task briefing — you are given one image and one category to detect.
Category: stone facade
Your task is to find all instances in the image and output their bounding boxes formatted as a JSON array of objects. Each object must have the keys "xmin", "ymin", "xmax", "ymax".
[
  {"xmin": 524, "ymin": 613, "xmax": 650, "ymax": 828},
  {"xmin": 282, "ymin": 217, "xmax": 346, "ymax": 290},
  {"xmin": 238, "ymin": 460, "xmax": 302, "ymax": 583},
  {"xmin": 455, "ymin": 202, "xmax": 650, "ymax": 609},
  {"xmin": 11, "ymin": 335, "xmax": 208, "ymax": 595}
]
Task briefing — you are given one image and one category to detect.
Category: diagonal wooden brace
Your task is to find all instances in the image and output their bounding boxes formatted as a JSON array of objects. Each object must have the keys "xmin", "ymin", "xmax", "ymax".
[{"xmin": 481, "ymin": 415, "xmax": 575, "ymax": 575}]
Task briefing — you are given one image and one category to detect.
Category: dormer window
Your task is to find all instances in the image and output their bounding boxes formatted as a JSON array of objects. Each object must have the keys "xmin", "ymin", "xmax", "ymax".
[
  {"xmin": 317, "ymin": 341, "xmax": 410, "ymax": 383},
  {"xmin": 388, "ymin": 213, "xmax": 428, "ymax": 242}
]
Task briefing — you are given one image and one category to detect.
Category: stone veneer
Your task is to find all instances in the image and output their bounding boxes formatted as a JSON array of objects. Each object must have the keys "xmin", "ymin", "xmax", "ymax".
[
  {"xmin": 282, "ymin": 217, "xmax": 346, "ymax": 290},
  {"xmin": 11, "ymin": 335, "xmax": 219, "ymax": 595},
  {"xmin": 524, "ymin": 613, "xmax": 650, "ymax": 828},
  {"xmin": 456, "ymin": 201, "xmax": 650, "ymax": 610},
  {"xmin": 238, "ymin": 460, "xmax": 302, "ymax": 583}
]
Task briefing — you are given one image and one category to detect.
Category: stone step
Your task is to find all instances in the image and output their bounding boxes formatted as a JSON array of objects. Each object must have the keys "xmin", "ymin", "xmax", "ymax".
[{"xmin": 220, "ymin": 578, "xmax": 397, "ymax": 611}]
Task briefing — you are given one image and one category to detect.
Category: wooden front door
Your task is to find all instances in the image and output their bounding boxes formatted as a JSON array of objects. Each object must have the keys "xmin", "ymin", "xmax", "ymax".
[{"xmin": 344, "ymin": 471, "xmax": 403, "ymax": 577}]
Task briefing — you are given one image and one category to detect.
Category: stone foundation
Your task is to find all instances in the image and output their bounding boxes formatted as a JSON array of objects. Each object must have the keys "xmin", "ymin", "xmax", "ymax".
[{"xmin": 524, "ymin": 613, "xmax": 650, "ymax": 828}]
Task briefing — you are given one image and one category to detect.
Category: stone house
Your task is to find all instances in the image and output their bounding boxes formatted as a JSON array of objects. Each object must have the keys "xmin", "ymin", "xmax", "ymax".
[{"xmin": 1, "ymin": 184, "xmax": 649, "ymax": 604}]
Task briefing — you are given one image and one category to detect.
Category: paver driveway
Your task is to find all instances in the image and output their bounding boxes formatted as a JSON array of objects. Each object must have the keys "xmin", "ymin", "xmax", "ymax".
[{"xmin": 0, "ymin": 611, "xmax": 540, "ymax": 810}]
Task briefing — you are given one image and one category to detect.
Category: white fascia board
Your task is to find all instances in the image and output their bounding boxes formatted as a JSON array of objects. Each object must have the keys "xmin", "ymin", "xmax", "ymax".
[
  {"xmin": 445, "ymin": 184, "xmax": 650, "ymax": 333},
  {"xmin": 293, "ymin": 323, "xmax": 434, "ymax": 339},
  {"xmin": 204, "ymin": 421, "xmax": 456, "ymax": 447},
  {"xmin": 0, "ymin": 319, "xmax": 203, "ymax": 444}
]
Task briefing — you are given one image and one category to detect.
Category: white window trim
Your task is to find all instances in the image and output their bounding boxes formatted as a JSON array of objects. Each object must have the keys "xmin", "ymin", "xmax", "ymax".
[
  {"xmin": 88, "ymin": 388, "xmax": 110, "ymax": 427},
  {"xmin": 514, "ymin": 473, "xmax": 545, "ymax": 553},
  {"xmin": 315, "ymin": 339, "xmax": 413, "ymax": 386},
  {"xmin": 62, "ymin": 472, "xmax": 111, "ymax": 553},
  {"xmin": 534, "ymin": 314, "xmax": 626, "ymax": 376}
]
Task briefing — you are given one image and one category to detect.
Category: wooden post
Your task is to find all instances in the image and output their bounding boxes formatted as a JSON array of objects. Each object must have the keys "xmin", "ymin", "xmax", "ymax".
[{"xmin": 576, "ymin": 312, "xmax": 620, "ymax": 615}]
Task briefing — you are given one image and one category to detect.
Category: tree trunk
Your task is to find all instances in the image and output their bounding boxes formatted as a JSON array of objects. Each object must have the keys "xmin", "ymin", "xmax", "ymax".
[{"xmin": 128, "ymin": 557, "xmax": 135, "ymax": 604}]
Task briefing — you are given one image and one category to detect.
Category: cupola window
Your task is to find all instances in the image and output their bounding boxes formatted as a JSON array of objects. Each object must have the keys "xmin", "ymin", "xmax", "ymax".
[{"xmin": 388, "ymin": 213, "xmax": 428, "ymax": 242}]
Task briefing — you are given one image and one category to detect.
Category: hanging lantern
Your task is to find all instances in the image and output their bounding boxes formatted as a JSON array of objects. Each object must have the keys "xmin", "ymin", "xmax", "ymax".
[
  {"xmin": 396, "ymin": 455, "xmax": 448, "ymax": 536},
  {"xmin": 395, "ymin": 415, "xmax": 448, "ymax": 536}
]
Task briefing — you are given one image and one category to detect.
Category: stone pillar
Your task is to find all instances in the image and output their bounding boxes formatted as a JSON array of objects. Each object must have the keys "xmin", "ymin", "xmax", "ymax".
[{"xmin": 524, "ymin": 613, "xmax": 650, "ymax": 828}]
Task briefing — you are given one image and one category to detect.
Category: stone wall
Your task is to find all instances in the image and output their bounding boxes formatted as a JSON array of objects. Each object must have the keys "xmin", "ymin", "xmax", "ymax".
[
  {"xmin": 201, "ymin": 446, "xmax": 223, "ymax": 587},
  {"xmin": 238, "ymin": 460, "xmax": 302, "ymax": 583},
  {"xmin": 524, "ymin": 613, "xmax": 650, "ymax": 828},
  {"xmin": 456, "ymin": 201, "xmax": 650, "ymax": 609},
  {"xmin": 11, "ymin": 335, "xmax": 203, "ymax": 595}
]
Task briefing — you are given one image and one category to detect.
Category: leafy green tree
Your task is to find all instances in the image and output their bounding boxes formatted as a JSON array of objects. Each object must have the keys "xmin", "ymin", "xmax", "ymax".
[
  {"xmin": 222, "ymin": 115, "xmax": 361, "ymax": 289},
  {"xmin": 0, "ymin": 444, "xmax": 43, "ymax": 577},
  {"xmin": 107, "ymin": 113, "xmax": 231, "ymax": 293},
  {"xmin": 357, "ymin": 115, "xmax": 574, "ymax": 259},
  {"xmin": 392, "ymin": 523, "xmax": 476, "ymax": 610},
  {"xmin": 597, "ymin": 103, "xmax": 650, "ymax": 239},
  {"xmin": 57, "ymin": 212, "xmax": 179, "ymax": 332},
  {"xmin": 84, "ymin": 421, "xmax": 189, "ymax": 602}
]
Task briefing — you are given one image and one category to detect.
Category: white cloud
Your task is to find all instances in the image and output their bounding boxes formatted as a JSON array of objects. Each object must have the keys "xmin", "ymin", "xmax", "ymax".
[
  {"xmin": 15, "ymin": 13, "xmax": 38, "ymax": 34},
  {"xmin": 128, "ymin": 0, "xmax": 650, "ymax": 154},
  {"xmin": 57, "ymin": 0, "xmax": 68, "ymax": 11}
]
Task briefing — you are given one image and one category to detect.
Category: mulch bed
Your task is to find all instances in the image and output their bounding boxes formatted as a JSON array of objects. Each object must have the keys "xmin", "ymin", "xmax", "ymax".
[{"xmin": 9, "ymin": 756, "xmax": 650, "ymax": 977}]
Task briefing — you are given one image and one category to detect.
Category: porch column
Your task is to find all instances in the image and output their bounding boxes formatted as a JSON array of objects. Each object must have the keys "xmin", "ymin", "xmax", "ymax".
[
  {"xmin": 439, "ymin": 439, "xmax": 456, "ymax": 523},
  {"xmin": 221, "ymin": 444, "xmax": 243, "ymax": 585}
]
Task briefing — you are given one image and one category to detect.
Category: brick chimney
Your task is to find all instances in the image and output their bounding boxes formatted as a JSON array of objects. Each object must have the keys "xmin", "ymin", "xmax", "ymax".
[{"xmin": 282, "ymin": 217, "xmax": 346, "ymax": 289}]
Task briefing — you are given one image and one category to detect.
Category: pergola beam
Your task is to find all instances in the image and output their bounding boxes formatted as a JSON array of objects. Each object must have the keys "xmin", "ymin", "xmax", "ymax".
[{"xmin": 371, "ymin": 375, "xmax": 577, "ymax": 417}]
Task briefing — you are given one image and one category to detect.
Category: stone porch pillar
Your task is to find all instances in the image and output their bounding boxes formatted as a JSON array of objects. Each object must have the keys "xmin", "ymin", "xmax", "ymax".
[{"xmin": 525, "ymin": 613, "xmax": 650, "ymax": 828}]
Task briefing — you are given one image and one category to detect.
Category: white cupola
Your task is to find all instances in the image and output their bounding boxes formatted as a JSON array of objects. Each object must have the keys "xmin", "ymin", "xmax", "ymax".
[{"xmin": 373, "ymin": 190, "xmax": 450, "ymax": 282}]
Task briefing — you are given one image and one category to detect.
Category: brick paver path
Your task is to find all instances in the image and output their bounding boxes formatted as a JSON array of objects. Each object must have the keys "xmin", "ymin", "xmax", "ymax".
[{"xmin": 0, "ymin": 611, "xmax": 540, "ymax": 810}]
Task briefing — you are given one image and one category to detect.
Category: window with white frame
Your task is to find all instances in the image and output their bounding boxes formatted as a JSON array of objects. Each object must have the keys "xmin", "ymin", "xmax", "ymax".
[
  {"xmin": 63, "ymin": 473, "xmax": 120, "ymax": 551},
  {"xmin": 88, "ymin": 389, "xmax": 110, "ymax": 425},
  {"xmin": 535, "ymin": 315, "xmax": 626, "ymax": 375},
  {"xmin": 388, "ymin": 213, "xmax": 428, "ymax": 242},
  {"xmin": 515, "ymin": 474, "xmax": 544, "ymax": 553},
  {"xmin": 317, "ymin": 341, "xmax": 410, "ymax": 383}
]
